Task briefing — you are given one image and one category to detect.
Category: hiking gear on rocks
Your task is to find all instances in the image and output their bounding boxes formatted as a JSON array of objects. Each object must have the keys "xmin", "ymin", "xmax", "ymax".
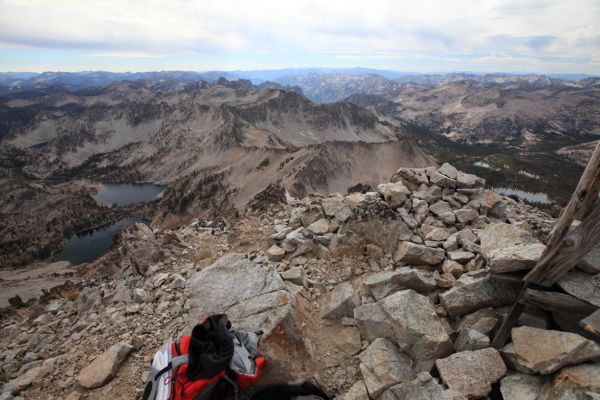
[
  {"xmin": 186, "ymin": 314, "xmax": 234, "ymax": 380},
  {"xmin": 142, "ymin": 314, "xmax": 265, "ymax": 400}
]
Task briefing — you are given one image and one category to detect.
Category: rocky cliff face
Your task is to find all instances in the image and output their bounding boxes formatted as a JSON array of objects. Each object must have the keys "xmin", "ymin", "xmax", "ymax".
[{"xmin": 2, "ymin": 164, "xmax": 598, "ymax": 400}]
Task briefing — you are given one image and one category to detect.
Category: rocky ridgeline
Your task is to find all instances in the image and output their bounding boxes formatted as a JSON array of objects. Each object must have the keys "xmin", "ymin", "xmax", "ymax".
[{"xmin": 1, "ymin": 164, "xmax": 599, "ymax": 400}]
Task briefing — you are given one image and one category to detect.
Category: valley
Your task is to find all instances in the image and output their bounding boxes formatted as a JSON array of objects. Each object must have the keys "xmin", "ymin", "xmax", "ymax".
[
  {"xmin": 0, "ymin": 76, "xmax": 435, "ymax": 267},
  {"xmin": 0, "ymin": 71, "xmax": 597, "ymax": 268}
]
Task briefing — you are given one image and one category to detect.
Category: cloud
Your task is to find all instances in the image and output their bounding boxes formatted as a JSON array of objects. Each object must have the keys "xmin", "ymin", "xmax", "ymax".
[{"xmin": 0, "ymin": 0, "xmax": 598, "ymax": 72}]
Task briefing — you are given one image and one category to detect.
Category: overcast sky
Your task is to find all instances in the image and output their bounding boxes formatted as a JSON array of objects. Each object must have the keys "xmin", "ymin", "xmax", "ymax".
[{"xmin": 0, "ymin": 0, "xmax": 599, "ymax": 74}]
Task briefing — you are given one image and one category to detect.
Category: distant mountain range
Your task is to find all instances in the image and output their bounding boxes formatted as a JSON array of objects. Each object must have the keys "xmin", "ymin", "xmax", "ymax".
[
  {"xmin": 0, "ymin": 69, "xmax": 596, "ymax": 94},
  {"xmin": 1, "ymin": 76, "xmax": 433, "ymax": 199}
]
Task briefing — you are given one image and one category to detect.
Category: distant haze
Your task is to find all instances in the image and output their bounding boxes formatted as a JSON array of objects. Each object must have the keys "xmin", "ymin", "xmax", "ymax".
[{"xmin": 0, "ymin": 0, "xmax": 598, "ymax": 74}]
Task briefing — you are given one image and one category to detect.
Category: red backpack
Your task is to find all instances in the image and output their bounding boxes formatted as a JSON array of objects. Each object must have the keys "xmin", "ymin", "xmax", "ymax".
[{"xmin": 143, "ymin": 314, "xmax": 266, "ymax": 400}]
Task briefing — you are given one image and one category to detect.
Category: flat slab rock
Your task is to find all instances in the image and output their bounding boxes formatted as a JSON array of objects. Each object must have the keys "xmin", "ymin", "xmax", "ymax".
[
  {"xmin": 394, "ymin": 241, "xmax": 446, "ymax": 266},
  {"xmin": 487, "ymin": 243, "xmax": 546, "ymax": 273},
  {"xmin": 78, "ymin": 342, "xmax": 133, "ymax": 389},
  {"xmin": 557, "ymin": 270, "xmax": 600, "ymax": 307},
  {"xmin": 435, "ymin": 348, "xmax": 507, "ymax": 398},
  {"xmin": 580, "ymin": 244, "xmax": 600, "ymax": 273},
  {"xmin": 439, "ymin": 271, "xmax": 521, "ymax": 317},
  {"xmin": 362, "ymin": 268, "xmax": 436, "ymax": 300},
  {"xmin": 358, "ymin": 338, "xmax": 416, "ymax": 399},
  {"xmin": 475, "ymin": 223, "xmax": 540, "ymax": 257},
  {"xmin": 504, "ymin": 326, "xmax": 600, "ymax": 374}
]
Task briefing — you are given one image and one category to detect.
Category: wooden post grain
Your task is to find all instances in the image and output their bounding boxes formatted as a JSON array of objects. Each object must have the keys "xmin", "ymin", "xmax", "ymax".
[
  {"xmin": 492, "ymin": 142, "xmax": 600, "ymax": 348},
  {"xmin": 520, "ymin": 288, "xmax": 597, "ymax": 316}
]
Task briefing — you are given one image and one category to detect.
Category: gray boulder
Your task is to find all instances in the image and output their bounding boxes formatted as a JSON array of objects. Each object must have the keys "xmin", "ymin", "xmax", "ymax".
[
  {"xmin": 341, "ymin": 381, "xmax": 370, "ymax": 400},
  {"xmin": 455, "ymin": 329, "xmax": 490, "ymax": 352},
  {"xmin": 322, "ymin": 197, "xmax": 352, "ymax": 222},
  {"xmin": 394, "ymin": 242, "xmax": 445, "ymax": 266},
  {"xmin": 380, "ymin": 290, "xmax": 454, "ymax": 369},
  {"xmin": 281, "ymin": 266, "xmax": 308, "ymax": 288},
  {"xmin": 456, "ymin": 171, "xmax": 485, "ymax": 188},
  {"xmin": 307, "ymin": 218, "xmax": 330, "ymax": 235},
  {"xmin": 362, "ymin": 268, "xmax": 436, "ymax": 300},
  {"xmin": 435, "ymin": 348, "xmax": 506, "ymax": 398},
  {"xmin": 320, "ymin": 282, "xmax": 360, "ymax": 319},
  {"xmin": 186, "ymin": 254, "xmax": 316, "ymax": 385},
  {"xmin": 557, "ymin": 270, "xmax": 600, "ymax": 307},
  {"xmin": 487, "ymin": 243, "xmax": 545, "ymax": 273},
  {"xmin": 377, "ymin": 183, "xmax": 411, "ymax": 208},
  {"xmin": 359, "ymin": 338, "xmax": 416, "ymax": 399},
  {"xmin": 447, "ymin": 250, "xmax": 475, "ymax": 264},
  {"xmin": 438, "ymin": 163, "xmax": 458, "ymax": 179},
  {"xmin": 537, "ymin": 363, "xmax": 600, "ymax": 400},
  {"xmin": 380, "ymin": 372, "xmax": 451, "ymax": 400},
  {"xmin": 390, "ymin": 168, "xmax": 429, "ymax": 191},
  {"xmin": 2, "ymin": 366, "xmax": 46, "ymax": 396},
  {"xmin": 505, "ymin": 326, "xmax": 600, "ymax": 374},
  {"xmin": 354, "ymin": 302, "xmax": 395, "ymax": 342},
  {"xmin": 439, "ymin": 271, "xmax": 521, "ymax": 317},
  {"xmin": 475, "ymin": 223, "xmax": 540, "ymax": 257},
  {"xmin": 430, "ymin": 171, "xmax": 456, "ymax": 189},
  {"xmin": 429, "ymin": 201, "xmax": 456, "ymax": 224},
  {"xmin": 500, "ymin": 372, "xmax": 547, "ymax": 400},
  {"xmin": 338, "ymin": 200, "xmax": 412, "ymax": 253},
  {"xmin": 412, "ymin": 199, "xmax": 429, "ymax": 223},
  {"xmin": 78, "ymin": 342, "xmax": 133, "ymax": 389}
]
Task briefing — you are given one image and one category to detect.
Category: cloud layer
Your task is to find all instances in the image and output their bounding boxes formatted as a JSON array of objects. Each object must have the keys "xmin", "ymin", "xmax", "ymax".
[{"xmin": 0, "ymin": 0, "xmax": 598, "ymax": 73}]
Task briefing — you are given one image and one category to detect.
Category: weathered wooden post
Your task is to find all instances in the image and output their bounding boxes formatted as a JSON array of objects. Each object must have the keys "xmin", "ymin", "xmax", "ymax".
[{"xmin": 492, "ymin": 141, "xmax": 600, "ymax": 348}]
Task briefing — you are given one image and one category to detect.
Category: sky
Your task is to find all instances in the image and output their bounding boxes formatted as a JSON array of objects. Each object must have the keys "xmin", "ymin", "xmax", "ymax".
[{"xmin": 0, "ymin": 0, "xmax": 599, "ymax": 74}]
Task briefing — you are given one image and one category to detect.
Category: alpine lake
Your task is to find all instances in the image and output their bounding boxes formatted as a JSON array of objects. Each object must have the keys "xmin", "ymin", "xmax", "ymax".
[{"xmin": 57, "ymin": 183, "xmax": 165, "ymax": 265}]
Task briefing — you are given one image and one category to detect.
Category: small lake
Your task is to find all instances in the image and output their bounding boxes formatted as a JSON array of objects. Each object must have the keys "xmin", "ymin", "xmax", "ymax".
[
  {"xmin": 94, "ymin": 182, "xmax": 165, "ymax": 207},
  {"xmin": 492, "ymin": 187, "xmax": 554, "ymax": 205},
  {"xmin": 57, "ymin": 217, "xmax": 147, "ymax": 265}
]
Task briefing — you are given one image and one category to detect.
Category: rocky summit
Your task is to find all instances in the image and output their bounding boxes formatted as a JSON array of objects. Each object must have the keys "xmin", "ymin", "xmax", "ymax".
[{"xmin": 1, "ymin": 163, "xmax": 598, "ymax": 400}]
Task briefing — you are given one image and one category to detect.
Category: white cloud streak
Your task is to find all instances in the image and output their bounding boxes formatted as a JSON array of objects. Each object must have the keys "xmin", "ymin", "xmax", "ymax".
[{"xmin": 0, "ymin": 0, "xmax": 598, "ymax": 72}]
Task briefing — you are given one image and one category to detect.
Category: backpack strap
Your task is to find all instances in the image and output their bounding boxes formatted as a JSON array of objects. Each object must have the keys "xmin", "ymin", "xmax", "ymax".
[{"xmin": 151, "ymin": 354, "xmax": 189, "ymax": 382}]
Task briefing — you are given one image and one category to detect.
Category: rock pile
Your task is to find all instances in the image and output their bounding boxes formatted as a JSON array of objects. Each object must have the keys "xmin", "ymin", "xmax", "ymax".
[{"xmin": 1, "ymin": 164, "xmax": 598, "ymax": 400}]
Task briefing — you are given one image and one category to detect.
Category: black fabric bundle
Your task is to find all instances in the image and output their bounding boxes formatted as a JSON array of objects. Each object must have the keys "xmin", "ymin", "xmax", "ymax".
[
  {"xmin": 250, "ymin": 382, "xmax": 330, "ymax": 400},
  {"xmin": 186, "ymin": 314, "xmax": 235, "ymax": 380}
]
